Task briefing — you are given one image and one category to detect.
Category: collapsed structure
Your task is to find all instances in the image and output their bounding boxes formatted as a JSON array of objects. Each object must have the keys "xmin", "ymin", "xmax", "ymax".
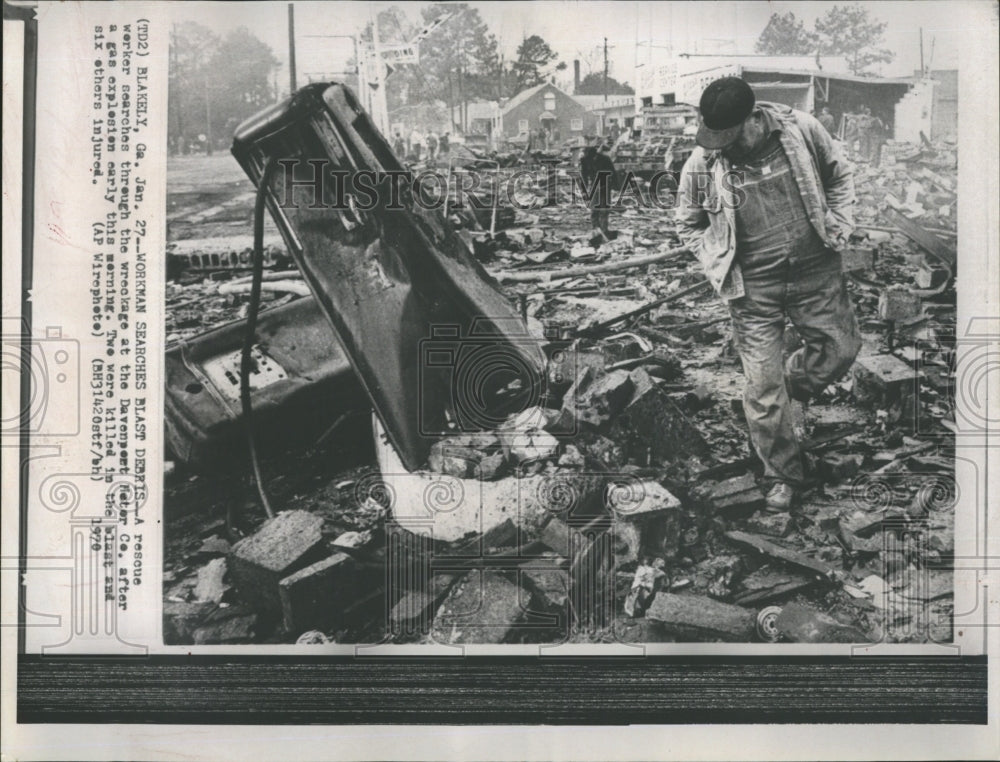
[{"xmin": 164, "ymin": 82, "xmax": 957, "ymax": 647}]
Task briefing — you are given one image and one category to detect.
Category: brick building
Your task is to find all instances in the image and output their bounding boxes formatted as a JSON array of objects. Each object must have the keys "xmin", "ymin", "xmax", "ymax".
[{"xmin": 500, "ymin": 82, "xmax": 599, "ymax": 142}]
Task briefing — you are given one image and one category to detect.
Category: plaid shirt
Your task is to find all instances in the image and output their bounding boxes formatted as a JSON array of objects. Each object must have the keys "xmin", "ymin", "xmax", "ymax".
[{"xmin": 675, "ymin": 102, "xmax": 855, "ymax": 300}]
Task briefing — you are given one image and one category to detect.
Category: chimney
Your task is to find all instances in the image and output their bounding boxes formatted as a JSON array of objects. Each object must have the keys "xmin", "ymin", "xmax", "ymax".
[{"xmin": 574, "ymin": 60, "xmax": 581, "ymax": 94}]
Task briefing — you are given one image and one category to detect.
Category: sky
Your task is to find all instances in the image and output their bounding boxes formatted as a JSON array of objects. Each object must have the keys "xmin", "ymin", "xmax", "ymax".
[{"xmin": 172, "ymin": 1, "xmax": 978, "ymax": 94}]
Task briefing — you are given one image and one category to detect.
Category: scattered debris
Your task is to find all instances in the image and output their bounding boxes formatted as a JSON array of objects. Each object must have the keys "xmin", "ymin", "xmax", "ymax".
[
  {"xmin": 644, "ymin": 593, "xmax": 757, "ymax": 642},
  {"xmin": 166, "ymin": 114, "xmax": 956, "ymax": 645},
  {"xmin": 775, "ymin": 602, "xmax": 870, "ymax": 643}
]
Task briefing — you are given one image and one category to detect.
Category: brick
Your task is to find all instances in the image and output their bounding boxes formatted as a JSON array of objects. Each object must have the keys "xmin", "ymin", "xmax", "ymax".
[
  {"xmin": 878, "ymin": 286, "xmax": 923, "ymax": 322},
  {"xmin": 432, "ymin": 571, "xmax": 528, "ymax": 644},
  {"xmin": 606, "ymin": 368, "xmax": 710, "ymax": 466},
  {"xmin": 644, "ymin": 593, "xmax": 756, "ymax": 641},
  {"xmin": 775, "ymin": 602, "xmax": 869, "ymax": 643},
  {"xmin": 228, "ymin": 510, "xmax": 328, "ymax": 617},
  {"xmin": 278, "ymin": 552, "xmax": 362, "ymax": 635}
]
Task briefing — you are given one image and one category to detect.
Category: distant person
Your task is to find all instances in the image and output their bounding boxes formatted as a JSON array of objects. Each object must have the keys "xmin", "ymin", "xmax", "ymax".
[
  {"xmin": 552, "ymin": 126, "xmax": 561, "ymax": 144},
  {"xmin": 580, "ymin": 143, "xmax": 620, "ymax": 242},
  {"xmin": 426, "ymin": 131, "xmax": 439, "ymax": 160},
  {"xmin": 439, "ymin": 132, "xmax": 450, "ymax": 155},
  {"xmin": 818, "ymin": 106, "xmax": 836, "ymax": 136},
  {"xmin": 409, "ymin": 127, "xmax": 424, "ymax": 160},
  {"xmin": 393, "ymin": 133, "xmax": 406, "ymax": 158}
]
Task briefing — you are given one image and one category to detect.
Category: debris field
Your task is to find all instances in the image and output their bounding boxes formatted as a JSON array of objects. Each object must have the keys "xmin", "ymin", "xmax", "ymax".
[{"xmin": 164, "ymin": 136, "xmax": 958, "ymax": 647}]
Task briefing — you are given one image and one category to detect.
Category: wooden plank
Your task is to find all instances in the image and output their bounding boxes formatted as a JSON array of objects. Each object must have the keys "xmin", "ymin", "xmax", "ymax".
[{"xmin": 724, "ymin": 530, "xmax": 838, "ymax": 580}]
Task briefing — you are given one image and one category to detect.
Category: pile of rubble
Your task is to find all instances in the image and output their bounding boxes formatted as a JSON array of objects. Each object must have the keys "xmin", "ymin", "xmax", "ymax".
[{"xmin": 164, "ymin": 138, "xmax": 957, "ymax": 646}]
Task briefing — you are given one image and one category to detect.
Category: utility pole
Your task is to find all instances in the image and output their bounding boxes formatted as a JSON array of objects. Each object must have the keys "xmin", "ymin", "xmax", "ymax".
[
  {"xmin": 288, "ymin": 3, "xmax": 297, "ymax": 93},
  {"xmin": 919, "ymin": 27, "xmax": 925, "ymax": 77},
  {"xmin": 204, "ymin": 72, "xmax": 213, "ymax": 155},
  {"xmin": 603, "ymin": 37, "xmax": 609, "ymax": 102},
  {"xmin": 370, "ymin": 3, "xmax": 389, "ymax": 134}
]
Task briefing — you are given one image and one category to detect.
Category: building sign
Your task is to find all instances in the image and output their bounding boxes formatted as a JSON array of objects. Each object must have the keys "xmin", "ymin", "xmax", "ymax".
[{"xmin": 381, "ymin": 44, "xmax": 418, "ymax": 65}]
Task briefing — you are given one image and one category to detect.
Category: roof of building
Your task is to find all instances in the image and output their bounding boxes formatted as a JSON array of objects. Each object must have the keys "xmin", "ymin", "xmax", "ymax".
[
  {"xmin": 501, "ymin": 82, "xmax": 572, "ymax": 114},
  {"xmin": 740, "ymin": 65, "xmax": 914, "ymax": 86}
]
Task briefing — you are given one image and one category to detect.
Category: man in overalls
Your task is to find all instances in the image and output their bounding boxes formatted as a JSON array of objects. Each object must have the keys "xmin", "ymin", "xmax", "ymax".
[{"xmin": 676, "ymin": 77, "xmax": 861, "ymax": 512}]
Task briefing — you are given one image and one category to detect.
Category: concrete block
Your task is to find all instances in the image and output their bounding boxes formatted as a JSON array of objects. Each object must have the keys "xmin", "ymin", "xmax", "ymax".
[
  {"xmin": 278, "ymin": 552, "xmax": 362, "ymax": 635},
  {"xmin": 228, "ymin": 510, "xmax": 328, "ymax": 617},
  {"xmin": 775, "ymin": 602, "xmax": 869, "ymax": 643},
  {"xmin": 878, "ymin": 286, "xmax": 922, "ymax": 322},
  {"xmin": 611, "ymin": 480, "xmax": 683, "ymax": 563},
  {"xmin": 606, "ymin": 368, "xmax": 710, "ymax": 466},
  {"xmin": 644, "ymin": 593, "xmax": 756, "ymax": 641},
  {"xmin": 432, "ymin": 571, "xmax": 527, "ymax": 644},
  {"xmin": 853, "ymin": 353, "xmax": 922, "ymax": 420}
]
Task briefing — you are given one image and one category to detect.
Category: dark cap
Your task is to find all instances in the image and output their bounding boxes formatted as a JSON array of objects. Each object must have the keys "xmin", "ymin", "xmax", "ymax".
[{"xmin": 696, "ymin": 76, "xmax": 755, "ymax": 149}]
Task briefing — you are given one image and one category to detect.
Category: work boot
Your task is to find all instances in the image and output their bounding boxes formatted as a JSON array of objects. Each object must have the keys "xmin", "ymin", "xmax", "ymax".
[{"xmin": 765, "ymin": 482, "xmax": 797, "ymax": 513}]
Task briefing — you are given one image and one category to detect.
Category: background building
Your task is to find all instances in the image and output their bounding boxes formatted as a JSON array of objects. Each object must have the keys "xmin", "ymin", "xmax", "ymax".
[{"xmin": 500, "ymin": 82, "xmax": 599, "ymax": 142}]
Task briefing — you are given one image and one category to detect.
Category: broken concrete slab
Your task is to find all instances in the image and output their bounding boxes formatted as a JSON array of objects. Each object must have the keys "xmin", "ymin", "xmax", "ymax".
[
  {"xmin": 575, "ymin": 431, "xmax": 626, "ymax": 468},
  {"xmin": 389, "ymin": 574, "xmax": 459, "ymax": 636},
  {"xmin": 606, "ymin": 367, "xmax": 710, "ymax": 466},
  {"xmin": 610, "ymin": 480, "xmax": 683, "ymax": 564},
  {"xmin": 562, "ymin": 367, "xmax": 635, "ymax": 430},
  {"xmin": 853, "ymin": 353, "xmax": 922, "ymax": 423},
  {"xmin": 704, "ymin": 473, "xmax": 765, "ymax": 516},
  {"xmin": 744, "ymin": 512, "xmax": 794, "ymax": 538},
  {"xmin": 192, "ymin": 612, "xmax": 258, "ymax": 645},
  {"xmin": 193, "ymin": 557, "xmax": 228, "ymax": 604},
  {"xmin": 821, "ymin": 451, "xmax": 865, "ymax": 483},
  {"xmin": 775, "ymin": 602, "xmax": 870, "ymax": 643},
  {"xmin": 725, "ymin": 530, "xmax": 839, "ymax": 580},
  {"xmin": 519, "ymin": 563, "xmax": 570, "ymax": 612},
  {"xmin": 163, "ymin": 600, "xmax": 217, "ymax": 645},
  {"xmin": 432, "ymin": 570, "xmax": 528, "ymax": 644},
  {"xmin": 228, "ymin": 510, "xmax": 328, "ymax": 617},
  {"xmin": 278, "ymin": 552, "xmax": 363, "ymax": 635},
  {"xmin": 731, "ymin": 567, "xmax": 815, "ymax": 606},
  {"xmin": 195, "ymin": 535, "xmax": 232, "ymax": 558},
  {"xmin": 643, "ymin": 593, "xmax": 757, "ymax": 641}
]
